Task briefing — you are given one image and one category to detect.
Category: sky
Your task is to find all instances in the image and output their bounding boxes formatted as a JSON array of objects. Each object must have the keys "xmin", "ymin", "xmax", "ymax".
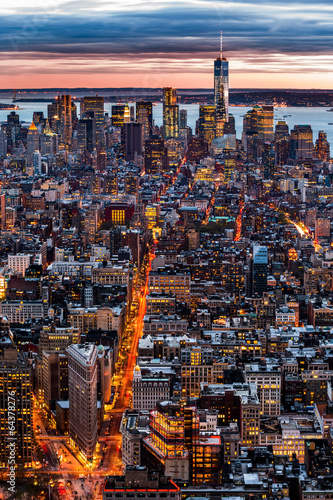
[{"xmin": 1, "ymin": 0, "xmax": 333, "ymax": 89}]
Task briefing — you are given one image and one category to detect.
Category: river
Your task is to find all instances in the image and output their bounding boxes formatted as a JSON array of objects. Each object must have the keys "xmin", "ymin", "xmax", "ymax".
[{"xmin": 1, "ymin": 99, "xmax": 332, "ymax": 154}]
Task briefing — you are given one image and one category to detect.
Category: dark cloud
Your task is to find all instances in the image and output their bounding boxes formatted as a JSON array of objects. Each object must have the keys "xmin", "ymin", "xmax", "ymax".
[{"xmin": 0, "ymin": 2, "xmax": 333, "ymax": 64}]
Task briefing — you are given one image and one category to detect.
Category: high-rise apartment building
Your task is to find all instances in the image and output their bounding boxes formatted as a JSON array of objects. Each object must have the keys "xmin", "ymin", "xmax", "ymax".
[
  {"xmin": 0, "ymin": 344, "xmax": 33, "ymax": 467},
  {"xmin": 67, "ymin": 343, "xmax": 98, "ymax": 462},
  {"xmin": 163, "ymin": 87, "xmax": 179, "ymax": 139}
]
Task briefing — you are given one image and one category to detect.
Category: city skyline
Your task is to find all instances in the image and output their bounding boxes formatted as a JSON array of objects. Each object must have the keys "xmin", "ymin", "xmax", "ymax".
[{"xmin": 1, "ymin": 0, "xmax": 333, "ymax": 89}]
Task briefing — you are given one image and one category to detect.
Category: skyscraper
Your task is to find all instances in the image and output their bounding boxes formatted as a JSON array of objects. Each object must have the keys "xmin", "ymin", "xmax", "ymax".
[
  {"xmin": 275, "ymin": 121, "xmax": 290, "ymax": 165},
  {"xmin": 123, "ymin": 122, "xmax": 143, "ymax": 162},
  {"xmin": 67, "ymin": 343, "xmax": 98, "ymax": 462},
  {"xmin": 262, "ymin": 142, "xmax": 275, "ymax": 179},
  {"xmin": 111, "ymin": 105, "xmax": 123, "ymax": 126},
  {"xmin": 251, "ymin": 245, "xmax": 268, "ymax": 297},
  {"xmin": 0, "ymin": 129, "xmax": 7, "ymax": 157},
  {"xmin": 314, "ymin": 130, "xmax": 330, "ymax": 161},
  {"xmin": 136, "ymin": 101, "xmax": 153, "ymax": 139},
  {"xmin": 0, "ymin": 344, "xmax": 33, "ymax": 468},
  {"xmin": 144, "ymin": 135, "xmax": 168, "ymax": 174},
  {"xmin": 81, "ymin": 95, "xmax": 104, "ymax": 128},
  {"xmin": 289, "ymin": 125, "xmax": 313, "ymax": 160},
  {"xmin": 180, "ymin": 109, "xmax": 187, "ymax": 129},
  {"xmin": 261, "ymin": 105, "xmax": 274, "ymax": 141},
  {"xmin": 27, "ymin": 122, "xmax": 39, "ymax": 166},
  {"xmin": 59, "ymin": 94, "xmax": 73, "ymax": 150},
  {"xmin": 163, "ymin": 87, "xmax": 179, "ymax": 139},
  {"xmin": 198, "ymin": 105, "xmax": 216, "ymax": 144},
  {"xmin": 214, "ymin": 32, "xmax": 229, "ymax": 135}
]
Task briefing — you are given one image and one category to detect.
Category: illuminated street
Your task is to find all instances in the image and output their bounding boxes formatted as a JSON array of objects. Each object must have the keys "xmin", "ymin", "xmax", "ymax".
[{"xmin": 104, "ymin": 249, "xmax": 154, "ymax": 474}]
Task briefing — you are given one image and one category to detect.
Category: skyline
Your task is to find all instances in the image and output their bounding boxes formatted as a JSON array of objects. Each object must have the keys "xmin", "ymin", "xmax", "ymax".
[{"xmin": 1, "ymin": 0, "xmax": 333, "ymax": 89}]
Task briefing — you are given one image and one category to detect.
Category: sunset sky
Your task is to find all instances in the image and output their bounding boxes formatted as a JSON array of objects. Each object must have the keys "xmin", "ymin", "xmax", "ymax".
[{"xmin": 1, "ymin": 0, "xmax": 333, "ymax": 89}]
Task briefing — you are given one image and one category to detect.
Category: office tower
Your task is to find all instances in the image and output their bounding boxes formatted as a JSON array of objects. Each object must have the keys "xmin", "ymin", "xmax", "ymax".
[
  {"xmin": 314, "ymin": 130, "xmax": 330, "ymax": 161},
  {"xmin": 144, "ymin": 135, "xmax": 168, "ymax": 174},
  {"xmin": 40, "ymin": 121, "xmax": 58, "ymax": 155},
  {"xmin": 111, "ymin": 105, "xmax": 129, "ymax": 127},
  {"xmin": 275, "ymin": 121, "xmax": 290, "ymax": 165},
  {"xmin": 81, "ymin": 95, "xmax": 104, "ymax": 128},
  {"xmin": 33, "ymin": 150, "xmax": 41, "ymax": 175},
  {"xmin": 262, "ymin": 142, "xmax": 275, "ymax": 179},
  {"xmin": 144, "ymin": 402, "xmax": 190, "ymax": 481},
  {"xmin": 27, "ymin": 122, "xmax": 39, "ymax": 165},
  {"xmin": 289, "ymin": 125, "xmax": 313, "ymax": 160},
  {"xmin": 198, "ymin": 105, "xmax": 216, "ymax": 144},
  {"xmin": 186, "ymin": 137, "xmax": 209, "ymax": 163},
  {"xmin": 137, "ymin": 109, "xmax": 151, "ymax": 142},
  {"xmin": 224, "ymin": 113, "xmax": 236, "ymax": 135},
  {"xmin": 59, "ymin": 94, "xmax": 73, "ymax": 150},
  {"xmin": 67, "ymin": 343, "xmax": 98, "ymax": 462},
  {"xmin": 261, "ymin": 105, "xmax": 274, "ymax": 141},
  {"xmin": 33, "ymin": 111, "xmax": 44, "ymax": 124},
  {"xmin": 242, "ymin": 107, "xmax": 261, "ymax": 160},
  {"xmin": 6, "ymin": 111, "xmax": 21, "ymax": 148},
  {"xmin": 0, "ymin": 344, "xmax": 33, "ymax": 467},
  {"xmin": 0, "ymin": 129, "xmax": 7, "ymax": 157},
  {"xmin": 0, "ymin": 194, "xmax": 5, "ymax": 232},
  {"xmin": 7, "ymin": 111, "xmax": 19, "ymax": 127},
  {"xmin": 77, "ymin": 118, "xmax": 96, "ymax": 152},
  {"xmin": 123, "ymin": 122, "xmax": 143, "ymax": 162},
  {"xmin": 180, "ymin": 109, "xmax": 187, "ymax": 129},
  {"xmin": 42, "ymin": 350, "xmax": 68, "ymax": 411},
  {"xmin": 47, "ymin": 97, "xmax": 60, "ymax": 130},
  {"xmin": 214, "ymin": 32, "xmax": 229, "ymax": 136},
  {"xmin": 163, "ymin": 87, "xmax": 179, "ymax": 139},
  {"xmin": 252, "ymin": 245, "xmax": 268, "ymax": 297},
  {"xmin": 136, "ymin": 101, "xmax": 153, "ymax": 139}
]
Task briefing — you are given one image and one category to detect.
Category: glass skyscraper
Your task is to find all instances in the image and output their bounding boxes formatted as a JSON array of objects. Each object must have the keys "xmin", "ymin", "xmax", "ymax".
[{"xmin": 214, "ymin": 32, "xmax": 229, "ymax": 124}]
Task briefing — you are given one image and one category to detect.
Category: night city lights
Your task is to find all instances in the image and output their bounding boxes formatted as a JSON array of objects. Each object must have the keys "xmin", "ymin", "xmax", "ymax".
[{"xmin": 1, "ymin": 1, "xmax": 333, "ymax": 500}]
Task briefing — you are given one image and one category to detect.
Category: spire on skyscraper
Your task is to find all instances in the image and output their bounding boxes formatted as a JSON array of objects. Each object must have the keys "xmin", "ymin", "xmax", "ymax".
[{"xmin": 220, "ymin": 31, "xmax": 223, "ymax": 59}]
